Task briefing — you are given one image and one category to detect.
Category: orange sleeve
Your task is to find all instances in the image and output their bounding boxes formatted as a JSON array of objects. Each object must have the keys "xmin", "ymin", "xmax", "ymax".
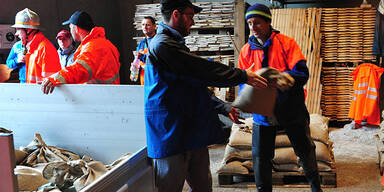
[{"xmin": 238, "ymin": 44, "xmax": 251, "ymax": 70}]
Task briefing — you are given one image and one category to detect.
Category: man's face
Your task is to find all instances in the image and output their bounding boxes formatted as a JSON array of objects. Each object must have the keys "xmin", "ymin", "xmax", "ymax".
[
  {"xmin": 57, "ymin": 36, "xmax": 73, "ymax": 50},
  {"xmin": 15, "ymin": 28, "xmax": 27, "ymax": 44},
  {"xmin": 69, "ymin": 24, "xmax": 80, "ymax": 42},
  {"xmin": 247, "ymin": 17, "xmax": 271, "ymax": 39},
  {"xmin": 141, "ymin": 18, "xmax": 156, "ymax": 38},
  {"xmin": 176, "ymin": 7, "xmax": 195, "ymax": 37}
]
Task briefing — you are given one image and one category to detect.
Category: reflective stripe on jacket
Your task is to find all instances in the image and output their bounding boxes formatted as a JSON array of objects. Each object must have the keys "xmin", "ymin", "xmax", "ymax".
[
  {"xmin": 26, "ymin": 32, "xmax": 61, "ymax": 84},
  {"xmin": 349, "ymin": 63, "xmax": 384, "ymax": 125},
  {"xmin": 49, "ymin": 27, "xmax": 120, "ymax": 85}
]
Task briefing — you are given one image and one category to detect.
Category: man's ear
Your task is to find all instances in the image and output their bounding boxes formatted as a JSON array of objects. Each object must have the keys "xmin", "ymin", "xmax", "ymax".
[{"xmin": 172, "ymin": 9, "xmax": 181, "ymax": 20}]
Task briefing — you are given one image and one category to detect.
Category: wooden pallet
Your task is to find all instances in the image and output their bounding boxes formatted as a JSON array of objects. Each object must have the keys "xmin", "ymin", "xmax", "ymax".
[{"xmin": 218, "ymin": 170, "xmax": 337, "ymax": 188}]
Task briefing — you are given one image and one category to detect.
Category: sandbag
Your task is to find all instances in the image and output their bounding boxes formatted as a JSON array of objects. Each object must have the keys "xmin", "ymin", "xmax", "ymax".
[
  {"xmin": 15, "ymin": 149, "xmax": 27, "ymax": 165},
  {"xmin": 314, "ymin": 141, "xmax": 333, "ymax": 165},
  {"xmin": 242, "ymin": 160, "xmax": 253, "ymax": 172},
  {"xmin": 217, "ymin": 161, "xmax": 249, "ymax": 175},
  {"xmin": 273, "ymin": 163, "xmax": 300, "ymax": 172},
  {"xmin": 222, "ymin": 145, "xmax": 252, "ymax": 163},
  {"xmin": 20, "ymin": 133, "xmax": 80, "ymax": 166},
  {"xmin": 228, "ymin": 127, "xmax": 252, "ymax": 149},
  {"xmin": 42, "ymin": 159, "xmax": 108, "ymax": 191},
  {"xmin": 272, "ymin": 147, "xmax": 299, "ymax": 165},
  {"xmin": 106, "ymin": 153, "xmax": 133, "ymax": 170},
  {"xmin": 310, "ymin": 114, "xmax": 330, "ymax": 144},
  {"xmin": 15, "ymin": 165, "xmax": 48, "ymax": 191},
  {"xmin": 275, "ymin": 134, "xmax": 291, "ymax": 147},
  {"xmin": 73, "ymin": 160, "xmax": 108, "ymax": 191}
]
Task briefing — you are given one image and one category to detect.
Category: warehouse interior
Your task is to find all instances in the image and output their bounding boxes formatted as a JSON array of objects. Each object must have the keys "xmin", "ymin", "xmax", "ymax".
[{"xmin": 1, "ymin": 0, "xmax": 384, "ymax": 191}]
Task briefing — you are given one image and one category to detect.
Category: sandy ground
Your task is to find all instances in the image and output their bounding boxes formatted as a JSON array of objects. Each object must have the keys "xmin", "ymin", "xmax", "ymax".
[{"xmin": 183, "ymin": 122, "xmax": 384, "ymax": 192}]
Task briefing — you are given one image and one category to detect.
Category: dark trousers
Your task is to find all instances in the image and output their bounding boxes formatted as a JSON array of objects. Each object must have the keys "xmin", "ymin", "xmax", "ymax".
[
  {"xmin": 252, "ymin": 121, "xmax": 323, "ymax": 192},
  {"xmin": 151, "ymin": 147, "xmax": 212, "ymax": 192}
]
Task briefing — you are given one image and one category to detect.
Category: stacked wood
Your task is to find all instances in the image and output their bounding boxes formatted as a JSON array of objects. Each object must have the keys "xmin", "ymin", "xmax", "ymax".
[
  {"xmin": 321, "ymin": 8, "xmax": 376, "ymax": 63},
  {"xmin": 134, "ymin": 2, "xmax": 234, "ymax": 30},
  {"xmin": 320, "ymin": 66, "xmax": 355, "ymax": 121},
  {"xmin": 271, "ymin": 8, "xmax": 323, "ymax": 114}
]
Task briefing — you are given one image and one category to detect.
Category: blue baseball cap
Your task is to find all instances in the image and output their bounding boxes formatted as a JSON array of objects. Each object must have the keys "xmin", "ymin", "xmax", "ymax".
[
  {"xmin": 160, "ymin": 0, "xmax": 202, "ymax": 14},
  {"xmin": 62, "ymin": 11, "xmax": 95, "ymax": 31}
]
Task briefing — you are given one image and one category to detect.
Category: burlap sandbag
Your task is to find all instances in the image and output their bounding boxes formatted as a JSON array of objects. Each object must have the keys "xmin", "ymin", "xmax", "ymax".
[
  {"xmin": 20, "ymin": 133, "xmax": 80, "ymax": 166},
  {"xmin": 310, "ymin": 114, "xmax": 329, "ymax": 144},
  {"xmin": 15, "ymin": 149, "xmax": 27, "ymax": 165},
  {"xmin": 73, "ymin": 160, "xmax": 108, "ymax": 191},
  {"xmin": 242, "ymin": 160, "xmax": 253, "ymax": 172},
  {"xmin": 273, "ymin": 163, "xmax": 300, "ymax": 172},
  {"xmin": 15, "ymin": 165, "xmax": 48, "ymax": 191},
  {"xmin": 222, "ymin": 145, "xmax": 252, "ymax": 164},
  {"xmin": 272, "ymin": 147, "xmax": 299, "ymax": 165},
  {"xmin": 232, "ymin": 68, "xmax": 294, "ymax": 116},
  {"xmin": 106, "ymin": 153, "xmax": 132, "ymax": 170},
  {"xmin": 228, "ymin": 127, "xmax": 252, "ymax": 149},
  {"xmin": 42, "ymin": 159, "xmax": 108, "ymax": 191},
  {"xmin": 217, "ymin": 161, "xmax": 249, "ymax": 175},
  {"xmin": 275, "ymin": 134, "xmax": 291, "ymax": 147},
  {"xmin": 314, "ymin": 141, "xmax": 333, "ymax": 165}
]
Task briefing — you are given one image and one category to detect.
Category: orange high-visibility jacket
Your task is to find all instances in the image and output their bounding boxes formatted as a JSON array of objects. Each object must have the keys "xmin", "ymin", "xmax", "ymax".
[
  {"xmin": 348, "ymin": 63, "xmax": 384, "ymax": 125},
  {"xmin": 48, "ymin": 27, "xmax": 120, "ymax": 85},
  {"xmin": 25, "ymin": 32, "xmax": 61, "ymax": 83}
]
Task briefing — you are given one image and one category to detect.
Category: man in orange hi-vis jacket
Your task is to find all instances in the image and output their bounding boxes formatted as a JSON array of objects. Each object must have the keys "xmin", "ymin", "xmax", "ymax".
[
  {"xmin": 12, "ymin": 8, "xmax": 61, "ymax": 84},
  {"xmin": 41, "ymin": 11, "xmax": 120, "ymax": 94}
]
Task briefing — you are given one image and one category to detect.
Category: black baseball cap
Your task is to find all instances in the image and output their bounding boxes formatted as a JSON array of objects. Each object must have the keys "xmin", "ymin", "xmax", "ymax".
[
  {"xmin": 62, "ymin": 11, "xmax": 95, "ymax": 31},
  {"xmin": 160, "ymin": 0, "xmax": 202, "ymax": 14}
]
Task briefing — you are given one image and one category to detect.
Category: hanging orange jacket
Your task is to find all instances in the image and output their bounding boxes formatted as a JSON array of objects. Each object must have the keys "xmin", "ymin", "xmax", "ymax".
[
  {"xmin": 25, "ymin": 32, "xmax": 61, "ymax": 83},
  {"xmin": 48, "ymin": 27, "xmax": 120, "ymax": 85},
  {"xmin": 348, "ymin": 63, "xmax": 384, "ymax": 125}
]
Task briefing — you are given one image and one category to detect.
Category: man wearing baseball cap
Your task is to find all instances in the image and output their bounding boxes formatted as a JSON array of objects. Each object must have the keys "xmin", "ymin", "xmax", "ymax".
[
  {"xmin": 238, "ymin": 3, "xmax": 323, "ymax": 192},
  {"xmin": 56, "ymin": 30, "xmax": 76, "ymax": 69},
  {"xmin": 42, "ymin": 11, "xmax": 120, "ymax": 94},
  {"xmin": 144, "ymin": 0, "xmax": 268, "ymax": 191}
]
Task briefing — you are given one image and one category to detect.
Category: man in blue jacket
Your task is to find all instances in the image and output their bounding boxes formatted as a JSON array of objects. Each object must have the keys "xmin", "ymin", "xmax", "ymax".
[
  {"xmin": 144, "ymin": 0, "xmax": 268, "ymax": 191},
  {"xmin": 6, "ymin": 40, "xmax": 25, "ymax": 83}
]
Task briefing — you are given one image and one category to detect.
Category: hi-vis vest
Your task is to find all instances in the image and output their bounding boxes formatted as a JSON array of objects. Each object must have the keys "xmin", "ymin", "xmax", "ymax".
[
  {"xmin": 26, "ymin": 32, "xmax": 61, "ymax": 83},
  {"xmin": 348, "ymin": 63, "xmax": 384, "ymax": 125},
  {"xmin": 49, "ymin": 27, "xmax": 120, "ymax": 85}
]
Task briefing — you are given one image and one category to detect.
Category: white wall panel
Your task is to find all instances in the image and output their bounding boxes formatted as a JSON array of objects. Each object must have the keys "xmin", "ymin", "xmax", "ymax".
[{"xmin": 0, "ymin": 83, "xmax": 146, "ymax": 164}]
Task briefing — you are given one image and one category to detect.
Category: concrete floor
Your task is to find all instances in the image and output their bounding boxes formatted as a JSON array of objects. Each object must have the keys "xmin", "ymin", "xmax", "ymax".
[{"xmin": 183, "ymin": 123, "xmax": 384, "ymax": 192}]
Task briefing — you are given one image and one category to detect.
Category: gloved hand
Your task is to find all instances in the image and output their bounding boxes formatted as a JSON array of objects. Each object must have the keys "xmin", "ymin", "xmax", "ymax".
[{"xmin": 261, "ymin": 68, "xmax": 294, "ymax": 91}]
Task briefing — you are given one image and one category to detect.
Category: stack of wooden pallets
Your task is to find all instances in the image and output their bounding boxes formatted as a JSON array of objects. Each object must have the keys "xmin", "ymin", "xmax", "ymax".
[
  {"xmin": 321, "ymin": 8, "xmax": 376, "ymax": 63},
  {"xmin": 320, "ymin": 66, "xmax": 355, "ymax": 121},
  {"xmin": 271, "ymin": 8, "xmax": 323, "ymax": 115}
]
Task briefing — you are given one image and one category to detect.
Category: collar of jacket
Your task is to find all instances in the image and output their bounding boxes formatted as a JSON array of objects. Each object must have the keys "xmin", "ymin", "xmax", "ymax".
[
  {"xmin": 59, "ymin": 44, "xmax": 75, "ymax": 55},
  {"xmin": 27, "ymin": 31, "xmax": 45, "ymax": 52},
  {"xmin": 157, "ymin": 22, "xmax": 185, "ymax": 45},
  {"xmin": 81, "ymin": 26, "xmax": 106, "ymax": 45},
  {"xmin": 248, "ymin": 29, "xmax": 280, "ymax": 50}
]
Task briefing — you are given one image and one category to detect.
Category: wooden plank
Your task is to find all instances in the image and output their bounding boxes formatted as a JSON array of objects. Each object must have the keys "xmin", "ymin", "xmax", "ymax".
[
  {"xmin": 0, "ymin": 84, "xmax": 146, "ymax": 164},
  {"xmin": 234, "ymin": 0, "xmax": 245, "ymax": 66}
]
